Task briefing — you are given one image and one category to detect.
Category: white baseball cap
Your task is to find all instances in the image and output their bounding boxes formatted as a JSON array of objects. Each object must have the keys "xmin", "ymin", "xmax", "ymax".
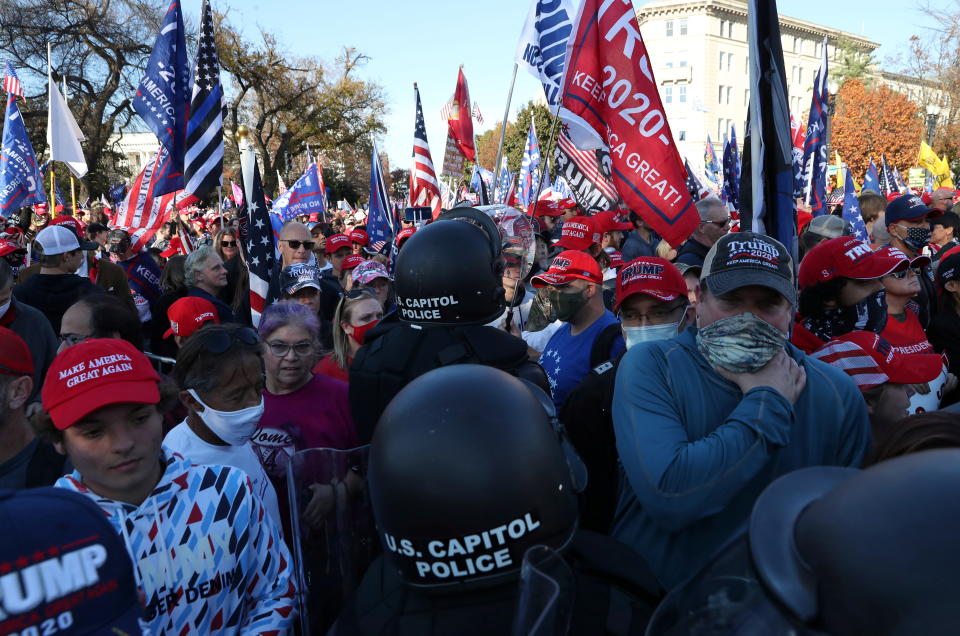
[{"xmin": 35, "ymin": 225, "xmax": 96, "ymax": 255}]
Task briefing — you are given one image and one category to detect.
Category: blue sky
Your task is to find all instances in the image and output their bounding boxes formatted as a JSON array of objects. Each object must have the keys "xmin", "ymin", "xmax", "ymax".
[{"xmin": 217, "ymin": 0, "xmax": 943, "ymax": 169}]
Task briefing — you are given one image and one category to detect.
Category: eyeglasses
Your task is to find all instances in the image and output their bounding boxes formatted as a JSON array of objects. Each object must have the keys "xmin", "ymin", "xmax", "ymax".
[
  {"xmin": 281, "ymin": 240, "xmax": 316, "ymax": 251},
  {"xmin": 195, "ymin": 327, "xmax": 260, "ymax": 354},
  {"xmin": 58, "ymin": 333, "xmax": 89, "ymax": 347},
  {"xmin": 220, "ymin": 240, "xmax": 237, "ymax": 247},
  {"xmin": 266, "ymin": 340, "xmax": 314, "ymax": 358}
]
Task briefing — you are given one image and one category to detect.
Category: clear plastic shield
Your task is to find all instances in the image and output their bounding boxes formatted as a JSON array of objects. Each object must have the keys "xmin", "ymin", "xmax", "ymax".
[
  {"xmin": 286, "ymin": 446, "xmax": 377, "ymax": 635},
  {"xmin": 512, "ymin": 545, "xmax": 575, "ymax": 636},
  {"xmin": 476, "ymin": 204, "xmax": 537, "ymax": 279}
]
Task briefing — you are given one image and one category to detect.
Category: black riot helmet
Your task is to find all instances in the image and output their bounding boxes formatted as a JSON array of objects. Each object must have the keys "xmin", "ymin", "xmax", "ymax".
[
  {"xmin": 393, "ymin": 213, "xmax": 505, "ymax": 325},
  {"xmin": 369, "ymin": 364, "xmax": 578, "ymax": 591},
  {"xmin": 750, "ymin": 449, "xmax": 960, "ymax": 635}
]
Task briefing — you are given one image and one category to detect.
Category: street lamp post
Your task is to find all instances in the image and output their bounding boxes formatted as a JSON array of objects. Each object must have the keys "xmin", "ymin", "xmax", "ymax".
[
  {"xmin": 825, "ymin": 79, "xmax": 840, "ymax": 189},
  {"xmin": 926, "ymin": 103, "xmax": 941, "ymax": 145}
]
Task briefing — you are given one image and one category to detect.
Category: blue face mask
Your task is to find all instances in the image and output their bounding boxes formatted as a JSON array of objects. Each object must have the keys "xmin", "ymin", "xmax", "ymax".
[{"xmin": 622, "ymin": 307, "xmax": 687, "ymax": 349}]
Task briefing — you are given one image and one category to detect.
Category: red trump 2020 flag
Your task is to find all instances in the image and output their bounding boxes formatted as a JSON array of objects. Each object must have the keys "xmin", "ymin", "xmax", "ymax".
[
  {"xmin": 447, "ymin": 66, "xmax": 476, "ymax": 162},
  {"xmin": 559, "ymin": 0, "xmax": 697, "ymax": 247}
]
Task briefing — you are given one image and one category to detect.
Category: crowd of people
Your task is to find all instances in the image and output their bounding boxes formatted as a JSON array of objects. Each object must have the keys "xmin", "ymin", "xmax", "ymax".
[{"xmin": 2, "ymin": 187, "xmax": 960, "ymax": 635}]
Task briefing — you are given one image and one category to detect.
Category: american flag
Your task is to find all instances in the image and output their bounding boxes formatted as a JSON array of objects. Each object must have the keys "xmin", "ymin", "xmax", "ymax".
[
  {"xmin": 181, "ymin": 0, "xmax": 223, "ymax": 208},
  {"xmin": 276, "ymin": 170, "xmax": 287, "ymax": 196},
  {"xmin": 842, "ymin": 167, "xmax": 870, "ymax": 242},
  {"xmin": 115, "ymin": 149, "xmax": 185, "ymax": 252},
  {"xmin": 409, "ymin": 84, "xmax": 441, "ymax": 218},
  {"xmin": 3, "ymin": 62, "xmax": 23, "ymax": 100},
  {"xmin": 556, "ymin": 131, "xmax": 619, "ymax": 201},
  {"xmin": 810, "ymin": 339, "xmax": 888, "ymax": 390},
  {"xmin": 879, "ymin": 155, "xmax": 900, "ymax": 195},
  {"xmin": 683, "ymin": 159, "xmax": 711, "ymax": 201},
  {"xmin": 243, "ymin": 156, "xmax": 274, "ymax": 326}
]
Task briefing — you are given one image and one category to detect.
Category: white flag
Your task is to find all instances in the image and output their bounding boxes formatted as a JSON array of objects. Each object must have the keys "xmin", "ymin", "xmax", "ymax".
[
  {"xmin": 47, "ymin": 67, "xmax": 87, "ymax": 177},
  {"xmin": 515, "ymin": 0, "xmax": 576, "ymax": 106}
]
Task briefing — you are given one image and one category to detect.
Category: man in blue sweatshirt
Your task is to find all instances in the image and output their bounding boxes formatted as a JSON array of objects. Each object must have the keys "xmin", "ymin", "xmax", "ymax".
[{"xmin": 612, "ymin": 232, "xmax": 870, "ymax": 590}]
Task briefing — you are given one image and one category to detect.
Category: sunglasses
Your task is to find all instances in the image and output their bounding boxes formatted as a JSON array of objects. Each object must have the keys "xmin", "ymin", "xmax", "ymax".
[
  {"xmin": 281, "ymin": 240, "xmax": 316, "ymax": 250},
  {"xmin": 220, "ymin": 240, "xmax": 237, "ymax": 247},
  {"xmin": 195, "ymin": 327, "xmax": 260, "ymax": 354},
  {"xmin": 343, "ymin": 288, "xmax": 376, "ymax": 300},
  {"xmin": 888, "ymin": 268, "xmax": 919, "ymax": 280},
  {"xmin": 704, "ymin": 218, "xmax": 732, "ymax": 228}
]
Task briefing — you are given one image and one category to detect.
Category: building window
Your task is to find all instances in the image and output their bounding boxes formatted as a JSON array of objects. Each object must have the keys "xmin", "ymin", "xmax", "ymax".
[
  {"xmin": 679, "ymin": 59, "xmax": 688, "ymax": 67},
  {"xmin": 727, "ymin": 54, "xmax": 732, "ymax": 71},
  {"xmin": 727, "ymin": 86, "xmax": 732, "ymax": 104},
  {"xmin": 798, "ymin": 67, "xmax": 803, "ymax": 84},
  {"xmin": 718, "ymin": 85, "xmax": 725, "ymax": 105},
  {"xmin": 815, "ymin": 41, "xmax": 822, "ymax": 57},
  {"xmin": 719, "ymin": 19, "xmax": 726, "ymax": 37},
  {"xmin": 745, "ymin": 56, "xmax": 749, "ymax": 73},
  {"xmin": 665, "ymin": 86, "xmax": 673, "ymax": 104},
  {"xmin": 679, "ymin": 130, "xmax": 687, "ymax": 141},
  {"xmin": 727, "ymin": 21, "xmax": 733, "ymax": 38},
  {"xmin": 680, "ymin": 17, "xmax": 688, "ymax": 35},
  {"xmin": 666, "ymin": 61, "xmax": 674, "ymax": 68},
  {"xmin": 793, "ymin": 36, "xmax": 800, "ymax": 53},
  {"xmin": 666, "ymin": 20, "xmax": 674, "ymax": 37},
  {"xmin": 719, "ymin": 52, "xmax": 725, "ymax": 71},
  {"xmin": 744, "ymin": 89, "xmax": 750, "ymax": 106},
  {"xmin": 680, "ymin": 85, "xmax": 687, "ymax": 103}
]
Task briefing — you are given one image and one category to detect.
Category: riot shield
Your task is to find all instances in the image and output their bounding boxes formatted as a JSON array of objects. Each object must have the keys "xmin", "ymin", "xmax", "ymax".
[
  {"xmin": 475, "ymin": 204, "xmax": 537, "ymax": 279},
  {"xmin": 286, "ymin": 445, "xmax": 377, "ymax": 635},
  {"xmin": 512, "ymin": 545, "xmax": 575, "ymax": 636}
]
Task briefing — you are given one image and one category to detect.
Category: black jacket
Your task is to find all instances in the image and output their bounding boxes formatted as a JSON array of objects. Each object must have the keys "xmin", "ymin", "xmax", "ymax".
[
  {"xmin": 13, "ymin": 272, "xmax": 102, "ymax": 333},
  {"xmin": 674, "ymin": 237, "xmax": 711, "ymax": 267},
  {"xmin": 927, "ymin": 300, "xmax": 960, "ymax": 406}
]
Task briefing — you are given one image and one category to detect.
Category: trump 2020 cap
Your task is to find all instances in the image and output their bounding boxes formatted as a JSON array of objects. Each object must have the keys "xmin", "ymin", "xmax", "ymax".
[{"xmin": 701, "ymin": 231, "xmax": 795, "ymax": 304}]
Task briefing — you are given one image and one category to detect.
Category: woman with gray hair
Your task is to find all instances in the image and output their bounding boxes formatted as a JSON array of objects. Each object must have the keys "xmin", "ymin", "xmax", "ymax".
[
  {"xmin": 252, "ymin": 301, "xmax": 356, "ymax": 486},
  {"xmin": 185, "ymin": 244, "xmax": 237, "ymax": 323}
]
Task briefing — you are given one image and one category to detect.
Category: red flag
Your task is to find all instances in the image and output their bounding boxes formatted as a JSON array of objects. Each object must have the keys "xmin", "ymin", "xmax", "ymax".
[
  {"xmin": 447, "ymin": 66, "xmax": 476, "ymax": 161},
  {"xmin": 558, "ymin": 0, "xmax": 697, "ymax": 247}
]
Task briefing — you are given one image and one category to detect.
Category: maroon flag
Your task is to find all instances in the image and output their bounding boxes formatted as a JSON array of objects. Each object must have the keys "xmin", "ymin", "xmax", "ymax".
[
  {"xmin": 559, "ymin": 0, "xmax": 696, "ymax": 247},
  {"xmin": 447, "ymin": 67, "xmax": 476, "ymax": 162}
]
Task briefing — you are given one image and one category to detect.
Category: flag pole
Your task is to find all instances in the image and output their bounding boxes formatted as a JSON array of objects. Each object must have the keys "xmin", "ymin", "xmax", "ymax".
[
  {"xmin": 491, "ymin": 63, "xmax": 518, "ymax": 176},
  {"xmin": 529, "ymin": 101, "xmax": 563, "ymax": 218},
  {"xmin": 47, "ymin": 42, "xmax": 55, "ymax": 212},
  {"xmin": 70, "ymin": 175, "xmax": 77, "ymax": 215}
]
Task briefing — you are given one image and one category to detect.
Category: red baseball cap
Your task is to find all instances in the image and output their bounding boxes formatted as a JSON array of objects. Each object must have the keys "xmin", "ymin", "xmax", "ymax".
[
  {"xmin": 0, "ymin": 327, "xmax": 34, "ymax": 376},
  {"xmin": 556, "ymin": 216, "xmax": 601, "ymax": 250},
  {"xmin": 614, "ymin": 257, "xmax": 687, "ymax": 311},
  {"xmin": 533, "ymin": 200, "xmax": 564, "ymax": 218},
  {"xmin": 396, "ymin": 227, "xmax": 416, "ymax": 245},
  {"xmin": 49, "ymin": 215, "xmax": 85, "ymax": 234},
  {"xmin": 41, "ymin": 339, "xmax": 160, "ymax": 430},
  {"xmin": 163, "ymin": 296, "xmax": 220, "ymax": 339},
  {"xmin": 811, "ymin": 331, "xmax": 943, "ymax": 390},
  {"xmin": 341, "ymin": 254, "xmax": 365, "ymax": 271},
  {"xmin": 607, "ymin": 249, "xmax": 624, "ymax": 269},
  {"xmin": 797, "ymin": 209, "xmax": 814, "ymax": 235},
  {"xmin": 531, "ymin": 250, "xmax": 602, "ymax": 287},
  {"xmin": 873, "ymin": 245, "xmax": 931, "ymax": 270},
  {"xmin": 593, "ymin": 209, "xmax": 633, "ymax": 233},
  {"xmin": 159, "ymin": 236, "xmax": 185, "ymax": 259},
  {"xmin": 350, "ymin": 228, "xmax": 369, "ymax": 246},
  {"xmin": 0, "ymin": 239, "xmax": 25, "ymax": 258},
  {"xmin": 325, "ymin": 233, "xmax": 352, "ymax": 254},
  {"xmin": 798, "ymin": 237, "xmax": 908, "ymax": 289}
]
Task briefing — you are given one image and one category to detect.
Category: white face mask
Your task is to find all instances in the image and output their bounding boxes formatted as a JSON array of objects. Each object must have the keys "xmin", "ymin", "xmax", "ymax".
[
  {"xmin": 622, "ymin": 307, "xmax": 687, "ymax": 350},
  {"xmin": 0, "ymin": 300, "xmax": 9, "ymax": 320},
  {"xmin": 187, "ymin": 389, "xmax": 264, "ymax": 446}
]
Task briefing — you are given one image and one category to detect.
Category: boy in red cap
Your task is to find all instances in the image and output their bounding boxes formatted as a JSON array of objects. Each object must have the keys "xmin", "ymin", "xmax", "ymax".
[
  {"xmin": 559, "ymin": 257, "xmax": 690, "ymax": 533},
  {"xmin": 793, "ymin": 236, "xmax": 908, "ymax": 353},
  {"xmin": 38, "ymin": 338, "xmax": 296, "ymax": 634},
  {"xmin": 531, "ymin": 249, "xmax": 624, "ymax": 409}
]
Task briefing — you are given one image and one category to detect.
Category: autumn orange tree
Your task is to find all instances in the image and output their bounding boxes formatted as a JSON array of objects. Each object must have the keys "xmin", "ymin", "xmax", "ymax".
[{"xmin": 832, "ymin": 79, "xmax": 923, "ymax": 178}]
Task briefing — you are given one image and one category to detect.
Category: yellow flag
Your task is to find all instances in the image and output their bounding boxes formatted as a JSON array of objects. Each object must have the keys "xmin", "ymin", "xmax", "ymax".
[
  {"xmin": 938, "ymin": 154, "xmax": 955, "ymax": 189},
  {"xmin": 918, "ymin": 141, "xmax": 941, "ymax": 175}
]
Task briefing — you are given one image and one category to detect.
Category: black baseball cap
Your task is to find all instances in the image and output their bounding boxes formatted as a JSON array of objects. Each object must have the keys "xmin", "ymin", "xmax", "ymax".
[
  {"xmin": 700, "ymin": 231, "xmax": 796, "ymax": 304},
  {"xmin": 280, "ymin": 263, "xmax": 321, "ymax": 295},
  {"xmin": 0, "ymin": 487, "xmax": 143, "ymax": 633}
]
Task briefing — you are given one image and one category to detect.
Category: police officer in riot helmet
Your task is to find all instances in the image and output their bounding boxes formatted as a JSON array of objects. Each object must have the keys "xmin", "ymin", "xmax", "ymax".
[
  {"xmin": 333, "ymin": 365, "xmax": 659, "ymax": 635},
  {"xmin": 648, "ymin": 449, "xmax": 960, "ymax": 635},
  {"xmin": 348, "ymin": 208, "xmax": 549, "ymax": 443}
]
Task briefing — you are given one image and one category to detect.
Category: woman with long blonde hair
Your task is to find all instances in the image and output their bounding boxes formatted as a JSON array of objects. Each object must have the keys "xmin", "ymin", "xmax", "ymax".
[{"xmin": 314, "ymin": 288, "xmax": 383, "ymax": 383}]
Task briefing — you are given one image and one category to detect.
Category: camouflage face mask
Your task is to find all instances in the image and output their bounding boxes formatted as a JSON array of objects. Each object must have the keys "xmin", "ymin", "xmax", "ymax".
[{"xmin": 696, "ymin": 312, "xmax": 787, "ymax": 374}]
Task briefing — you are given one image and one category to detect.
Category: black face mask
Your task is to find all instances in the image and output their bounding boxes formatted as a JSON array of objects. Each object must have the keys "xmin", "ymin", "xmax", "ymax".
[
  {"xmin": 900, "ymin": 226, "xmax": 932, "ymax": 253},
  {"xmin": 803, "ymin": 289, "xmax": 888, "ymax": 342}
]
